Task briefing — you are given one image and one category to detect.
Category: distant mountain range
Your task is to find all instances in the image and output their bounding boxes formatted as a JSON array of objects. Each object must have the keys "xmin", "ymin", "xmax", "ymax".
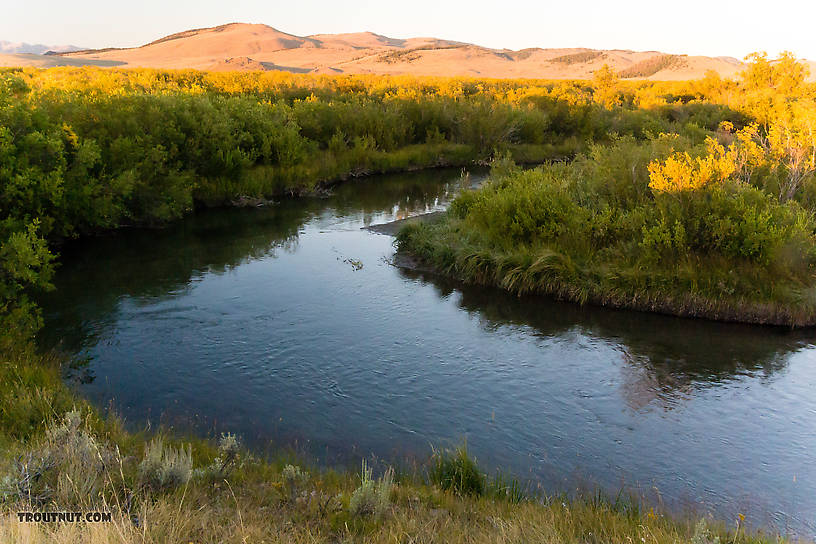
[
  {"xmin": 2, "ymin": 23, "xmax": 813, "ymax": 80},
  {"xmin": 0, "ymin": 41, "xmax": 83, "ymax": 55}
]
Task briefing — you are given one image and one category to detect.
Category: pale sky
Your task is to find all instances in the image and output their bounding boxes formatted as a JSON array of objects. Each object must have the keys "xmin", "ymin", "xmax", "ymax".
[{"xmin": 4, "ymin": 0, "xmax": 816, "ymax": 60}]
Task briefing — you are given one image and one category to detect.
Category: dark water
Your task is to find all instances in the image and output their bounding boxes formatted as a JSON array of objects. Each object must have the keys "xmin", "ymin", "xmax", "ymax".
[{"xmin": 40, "ymin": 168, "xmax": 815, "ymax": 538}]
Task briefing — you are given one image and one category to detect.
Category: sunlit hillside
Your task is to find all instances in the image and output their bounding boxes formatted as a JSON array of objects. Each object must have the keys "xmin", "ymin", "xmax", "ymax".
[{"xmin": 1, "ymin": 22, "xmax": 765, "ymax": 80}]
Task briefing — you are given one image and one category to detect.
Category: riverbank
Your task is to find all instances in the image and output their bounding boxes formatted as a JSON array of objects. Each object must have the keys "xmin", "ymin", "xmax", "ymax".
[
  {"xmin": 396, "ymin": 214, "xmax": 816, "ymax": 327},
  {"xmin": 394, "ymin": 148, "xmax": 816, "ymax": 328},
  {"xmin": 197, "ymin": 141, "xmax": 570, "ymax": 206},
  {"xmin": 365, "ymin": 210, "xmax": 446, "ymax": 235},
  {"xmin": 0, "ymin": 343, "xmax": 785, "ymax": 543}
]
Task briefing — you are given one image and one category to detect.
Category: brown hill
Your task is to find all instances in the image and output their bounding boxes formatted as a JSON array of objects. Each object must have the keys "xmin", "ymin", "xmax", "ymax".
[{"xmin": 9, "ymin": 22, "xmax": 810, "ymax": 80}]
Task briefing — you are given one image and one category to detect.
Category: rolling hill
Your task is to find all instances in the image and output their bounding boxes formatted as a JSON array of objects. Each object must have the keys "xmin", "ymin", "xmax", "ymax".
[
  {"xmin": 0, "ymin": 41, "xmax": 83, "ymax": 55},
  {"xmin": 3, "ymin": 23, "xmax": 810, "ymax": 80}
]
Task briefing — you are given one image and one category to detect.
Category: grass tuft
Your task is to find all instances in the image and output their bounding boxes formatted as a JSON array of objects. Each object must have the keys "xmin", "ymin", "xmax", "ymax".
[{"xmin": 428, "ymin": 444, "xmax": 485, "ymax": 497}]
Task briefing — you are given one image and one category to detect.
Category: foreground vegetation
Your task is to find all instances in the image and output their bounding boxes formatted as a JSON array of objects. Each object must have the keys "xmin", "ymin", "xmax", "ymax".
[
  {"xmin": 0, "ymin": 345, "xmax": 777, "ymax": 543},
  {"xmin": 1, "ymin": 54, "xmax": 814, "ymax": 540},
  {"xmin": 398, "ymin": 55, "xmax": 816, "ymax": 326}
]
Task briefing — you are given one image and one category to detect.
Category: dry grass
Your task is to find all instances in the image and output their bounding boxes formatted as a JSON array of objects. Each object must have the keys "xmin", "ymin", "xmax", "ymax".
[
  {"xmin": 0, "ymin": 354, "xmax": 794, "ymax": 544},
  {"xmin": 0, "ymin": 413, "xmax": 787, "ymax": 544},
  {"xmin": 0, "ymin": 494, "xmax": 754, "ymax": 544}
]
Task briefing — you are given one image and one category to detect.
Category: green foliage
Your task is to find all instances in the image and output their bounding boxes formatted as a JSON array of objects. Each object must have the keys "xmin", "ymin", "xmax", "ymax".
[
  {"xmin": 463, "ymin": 165, "xmax": 584, "ymax": 247},
  {"xmin": 3, "ymin": 51, "xmax": 807, "ymax": 534},
  {"xmin": 643, "ymin": 182, "xmax": 812, "ymax": 265},
  {"xmin": 0, "ymin": 68, "xmax": 629, "ymax": 357},
  {"xmin": 0, "ymin": 221, "xmax": 54, "ymax": 300},
  {"xmin": 0, "ymin": 221, "xmax": 55, "ymax": 352},
  {"xmin": 429, "ymin": 445, "xmax": 485, "ymax": 497},
  {"xmin": 1, "ymin": 57, "xmax": 814, "ymax": 475}
]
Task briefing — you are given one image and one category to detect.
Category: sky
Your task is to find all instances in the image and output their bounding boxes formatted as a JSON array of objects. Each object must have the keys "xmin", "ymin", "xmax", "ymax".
[{"xmin": 3, "ymin": 0, "xmax": 816, "ymax": 59}]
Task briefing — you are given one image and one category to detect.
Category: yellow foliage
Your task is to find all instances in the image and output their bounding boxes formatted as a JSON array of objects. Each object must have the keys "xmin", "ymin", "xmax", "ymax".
[
  {"xmin": 648, "ymin": 137, "xmax": 738, "ymax": 192},
  {"xmin": 647, "ymin": 107, "xmax": 814, "ymax": 195}
]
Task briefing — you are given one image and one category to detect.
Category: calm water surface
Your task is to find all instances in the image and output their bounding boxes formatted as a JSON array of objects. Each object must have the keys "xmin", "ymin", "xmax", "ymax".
[{"xmin": 40, "ymin": 169, "xmax": 816, "ymax": 538}]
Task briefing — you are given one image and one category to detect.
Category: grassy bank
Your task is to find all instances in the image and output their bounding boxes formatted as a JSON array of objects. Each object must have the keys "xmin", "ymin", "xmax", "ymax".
[
  {"xmin": 194, "ymin": 140, "xmax": 577, "ymax": 205},
  {"xmin": 0, "ymin": 344, "xmax": 780, "ymax": 543},
  {"xmin": 396, "ymin": 145, "xmax": 816, "ymax": 327}
]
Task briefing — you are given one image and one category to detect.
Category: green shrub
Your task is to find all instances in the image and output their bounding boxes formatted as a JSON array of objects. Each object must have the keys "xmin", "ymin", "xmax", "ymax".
[
  {"xmin": 398, "ymin": 137, "xmax": 816, "ymax": 325},
  {"xmin": 463, "ymin": 166, "xmax": 584, "ymax": 248}
]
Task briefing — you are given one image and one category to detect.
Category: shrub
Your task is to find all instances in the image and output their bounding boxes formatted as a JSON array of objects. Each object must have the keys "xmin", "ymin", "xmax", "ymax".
[
  {"xmin": 618, "ymin": 55, "xmax": 686, "ymax": 79},
  {"xmin": 463, "ymin": 166, "xmax": 583, "ymax": 248},
  {"xmin": 0, "ymin": 410, "xmax": 119, "ymax": 506},
  {"xmin": 691, "ymin": 519, "xmax": 722, "ymax": 544},
  {"xmin": 648, "ymin": 137, "xmax": 738, "ymax": 193},
  {"xmin": 193, "ymin": 432, "xmax": 241, "ymax": 480},
  {"xmin": 218, "ymin": 432, "xmax": 240, "ymax": 460},
  {"xmin": 348, "ymin": 459, "xmax": 394, "ymax": 518},
  {"xmin": 138, "ymin": 437, "xmax": 192, "ymax": 490},
  {"xmin": 282, "ymin": 464, "xmax": 309, "ymax": 500},
  {"xmin": 550, "ymin": 51, "xmax": 604, "ymax": 65},
  {"xmin": 282, "ymin": 464, "xmax": 308, "ymax": 485},
  {"xmin": 398, "ymin": 134, "xmax": 816, "ymax": 325}
]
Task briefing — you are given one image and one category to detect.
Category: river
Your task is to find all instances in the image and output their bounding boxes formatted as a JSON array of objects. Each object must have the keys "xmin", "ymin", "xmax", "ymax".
[{"xmin": 39, "ymin": 168, "xmax": 816, "ymax": 538}]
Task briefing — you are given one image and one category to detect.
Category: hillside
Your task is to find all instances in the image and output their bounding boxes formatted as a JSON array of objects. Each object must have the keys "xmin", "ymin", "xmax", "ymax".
[
  {"xmin": 0, "ymin": 40, "xmax": 83, "ymax": 55},
  {"xmin": 16, "ymin": 22, "xmax": 760, "ymax": 80}
]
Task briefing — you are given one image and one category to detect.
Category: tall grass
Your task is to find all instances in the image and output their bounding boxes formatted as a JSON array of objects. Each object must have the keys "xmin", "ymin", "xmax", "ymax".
[
  {"xmin": 429, "ymin": 444, "xmax": 532, "ymax": 504},
  {"xmin": 429, "ymin": 444, "xmax": 485, "ymax": 496}
]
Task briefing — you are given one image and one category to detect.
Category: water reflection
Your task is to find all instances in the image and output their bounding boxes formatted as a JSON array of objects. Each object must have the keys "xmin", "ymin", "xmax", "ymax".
[
  {"xmin": 38, "ymin": 167, "xmax": 816, "ymax": 538},
  {"xmin": 40, "ymin": 168, "xmax": 479, "ymax": 353},
  {"xmin": 400, "ymin": 267, "xmax": 809, "ymax": 410}
]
